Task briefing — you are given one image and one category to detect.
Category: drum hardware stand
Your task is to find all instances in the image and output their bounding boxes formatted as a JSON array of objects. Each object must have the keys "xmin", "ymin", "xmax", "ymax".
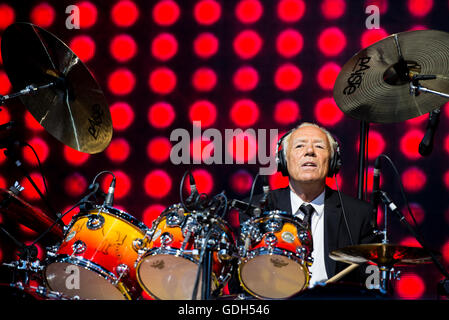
[{"xmin": 357, "ymin": 120, "xmax": 370, "ymax": 201}]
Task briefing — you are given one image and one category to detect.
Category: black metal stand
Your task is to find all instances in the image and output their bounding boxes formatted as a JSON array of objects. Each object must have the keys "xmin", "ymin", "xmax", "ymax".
[
  {"xmin": 357, "ymin": 120, "xmax": 370, "ymax": 200},
  {"xmin": 201, "ymin": 246, "xmax": 213, "ymax": 300}
]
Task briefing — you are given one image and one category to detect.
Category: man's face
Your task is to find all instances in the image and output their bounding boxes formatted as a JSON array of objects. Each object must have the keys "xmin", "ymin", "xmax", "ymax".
[{"xmin": 286, "ymin": 126, "xmax": 332, "ymax": 184}]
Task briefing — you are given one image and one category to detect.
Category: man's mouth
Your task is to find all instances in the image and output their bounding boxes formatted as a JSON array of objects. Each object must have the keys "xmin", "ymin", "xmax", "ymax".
[{"xmin": 301, "ymin": 162, "xmax": 317, "ymax": 168}]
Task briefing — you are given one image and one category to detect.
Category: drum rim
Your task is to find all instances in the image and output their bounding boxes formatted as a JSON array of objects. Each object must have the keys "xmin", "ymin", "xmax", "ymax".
[
  {"xmin": 237, "ymin": 247, "xmax": 310, "ymax": 300},
  {"xmin": 68, "ymin": 205, "xmax": 149, "ymax": 234},
  {"xmin": 250, "ymin": 211, "xmax": 308, "ymax": 229},
  {"xmin": 44, "ymin": 254, "xmax": 130, "ymax": 299}
]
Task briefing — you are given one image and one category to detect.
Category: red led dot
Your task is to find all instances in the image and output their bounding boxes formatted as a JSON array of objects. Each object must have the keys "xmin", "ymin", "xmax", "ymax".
[
  {"xmin": 0, "ymin": 175, "xmax": 6, "ymax": 188},
  {"xmin": 22, "ymin": 137, "xmax": 49, "ymax": 166},
  {"xmin": 233, "ymin": 30, "xmax": 263, "ymax": 59},
  {"xmin": 400, "ymin": 236, "xmax": 422, "ymax": 248},
  {"xmin": 108, "ymin": 68, "xmax": 136, "ymax": 95},
  {"xmin": 233, "ymin": 66, "xmax": 259, "ymax": 91},
  {"xmin": 444, "ymin": 170, "xmax": 449, "ymax": 190},
  {"xmin": 366, "ymin": 130, "xmax": 386, "ymax": 160},
  {"xmin": 110, "ymin": 101, "xmax": 135, "ymax": 131},
  {"xmin": 230, "ymin": 99, "xmax": 260, "ymax": 127},
  {"xmin": 402, "ymin": 167, "xmax": 426, "ymax": 193},
  {"xmin": 317, "ymin": 62, "xmax": 341, "ymax": 90},
  {"xmin": 400, "ymin": 129, "xmax": 423, "ymax": 160},
  {"xmin": 64, "ymin": 172, "xmax": 88, "ymax": 197},
  {"xmin": 408, "ymin": 0, "xmax": 433, "ymax": 17},
  {"xmin": 0, "ymin": 37, "xmax": 2, "ymax": 65},
  {"xmin": 149, "ymin": 67, "xmax": 177, "ymax": 95},
  {"xmin": 396, "ymin": 273, "xmax": 425, "ymax": 299},
  {"xmin": 24, "ymin": 111, "xmax": 44, "ymax": 132},
  {"xmin": 110, "ymin": 34, "xmax": 137, "ymax": 62},
  {"xmin": 230, "ymin": 170, "xmax": 254, "ymax": 194},
  {"xmin": 189, "ymin": 100, "xmax": 217, "ymax": 128},
  {"xmin": 153, "ymin": 0, "xmax": 180, "ymax": 26},
  {"xmin": 0, "ymin": 107, "xmax": 10, "ymax": 125},
  {"xmin": 142, "ymin": 204, "xmax": 166, "ymax": 227},
  {"xmin": 147, "ymin": 137, "xmax": 171, "ymax": 163},
  {"xmin": 326, "ymin": 174, "xmax": 343, "ymax": 190},
  {"xmin": 365, "ymin": 0, "xmax": 388, "ymax": 14},
  {"xmin": 69, "ymin": 35, "xmax": 95, "ymax": 62},
  {"xmin": 406, "ymin": 114, "xmax": 427, "ymax": 126},
  {"xmin": 148, "ymin": 102, "xmax": 176, "ymax": 129},
  {"xmin": 61, "ymin": 205, "xmax": 80, "ymax": 225},
  {"xmin": 101, "ymin": 171, "xmax": 131, "ymax": 199},
  {"xmin": 318, "ymin": 27, "xmax": 346, "ymax": 56},
  {"xmin": 151, "ymin": 33, "xmax": 178, "ymax": 61},
  {"xmin": 276, "ymin": 29, "xmax": 303, "ymax": 58},
  {"xmin": 409, "ymin": 24, "xmax": 428, "ymax": 31},
  {"xmin": 111, "ymin": 0, "xmax": 139, "ymax": 27},
  {"xmin": 20, "ymin": 172, "xmax": 46, "ymax": 201},
  {"xmin": 274, "ymin": 63, "xmax": 302, "ymax": 91},
  {"xmin": 194, "ymin": 0, "xmax": 221, "ymax": 25},
  {"xmin": 0, "ymin": 71, "xmax": 12, "ymax": 95},
  {"xmin": 315, "ymin": 97, "xmax": 344, "ymax": 126},
  {"xmin": 0, "ymin": 4, "xmax": 15, "ymax": 30},
  {"xmin": 277, "ymin": 0, "xmax": 305, "ymax": 22},
  {"xmin": 186, "ymin": 169, "xmax": 214, "ymax": 195},
  {"xmin": 361, "ymin": 28, "xmax": 388, "ymax": 48},
  {"xmin": 106, "ymin": 138, "xmax": 130, "ymax": 163},
  {"xmin": 63, "ymin": 145, "xmax": 90, "ymax": 166},
  {"xmin": 76, "ymin": 1, "xmax": 98, "ymax": 29},
  {"xmin": 321, "ymin": 0, "xmax": 346, "ymax": 19},
  {"xmin": 442, "ymin": 240, "xmax": 449, "ymax": 264},
  {"xmin": 192, "ymin": 67, "xmax": 217, "ymax": 92},
  {"xmin": 30, "ymin": 2, "xmax": 56, "ymax": 28},
  {"xmin": 274, "ymin": 99, "xmax": 300, "ymax": 125},
  {"xmin": 403, "ymin": 203, "xmax": 425, "ymax": 225},
  {"xmin": 269, "ymin": 172, "xmax": 289, "ymax": 189},
  {"xmin": 227, "ymin": 131, "xmax": 258, "ymax": 164},
  {"xmin": 144, "ymin": 170, "xmax": 172, "ymax": 199},
  {"xmin": 194, "ymin": 33, "xmax": 219, "ymax": 59},
  {"xmin": 236, "ymin": 0, "xmax": 263, "ymax": 24}
]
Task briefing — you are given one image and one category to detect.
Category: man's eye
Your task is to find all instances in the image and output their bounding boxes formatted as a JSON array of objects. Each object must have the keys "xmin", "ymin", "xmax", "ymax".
[
  {"xmin": 295, "ymin": 144, "xmax": 304, "ymax": 148},
  {"xmin": 316, "ymin": 145, "xmax": 325, "ymax": 149}
]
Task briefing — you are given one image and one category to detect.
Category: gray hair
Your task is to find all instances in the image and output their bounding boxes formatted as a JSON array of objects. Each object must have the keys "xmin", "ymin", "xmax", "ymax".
[{"xmin": 281, "ymin": 122, "xmax": 338, "ymax": 160}]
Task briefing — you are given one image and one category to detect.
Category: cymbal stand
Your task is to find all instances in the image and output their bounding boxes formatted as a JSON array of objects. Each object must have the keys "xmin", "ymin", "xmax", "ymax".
[{"xmin": 409, "ymin": 75, "xmax": 449, "ymax": 99}]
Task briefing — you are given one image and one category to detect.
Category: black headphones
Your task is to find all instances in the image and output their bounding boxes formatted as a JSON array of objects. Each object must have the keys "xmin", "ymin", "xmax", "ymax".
[{"xmin": 275, "ymin": 127, "xmax": 342, "ymax": 178}]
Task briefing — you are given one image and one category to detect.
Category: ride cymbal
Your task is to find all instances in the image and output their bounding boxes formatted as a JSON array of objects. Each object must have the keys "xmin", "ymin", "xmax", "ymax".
[
  {"xmin": 1, "ymin": 22, "xmax": 112, "ymax": 154},
  {"xmin": 333, "ymin": 29, "xmax": 449, "ymax": 123}
]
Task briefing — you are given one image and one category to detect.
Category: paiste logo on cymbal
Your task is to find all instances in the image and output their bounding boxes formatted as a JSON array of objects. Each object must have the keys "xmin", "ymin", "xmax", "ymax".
[{"xmin": 343, "ymin": 57, "xmax": 371, "ymax": 95}]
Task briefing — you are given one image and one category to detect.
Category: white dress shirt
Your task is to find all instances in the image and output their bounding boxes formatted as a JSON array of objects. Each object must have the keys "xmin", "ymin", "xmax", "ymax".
[{"xmin": 290, "ymin": 189, "xmax": 328, "ymax": 287}]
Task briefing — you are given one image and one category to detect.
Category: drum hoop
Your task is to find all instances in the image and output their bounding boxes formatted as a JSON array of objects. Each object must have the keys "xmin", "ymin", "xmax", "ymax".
[
  {"xmin": 251, "ymin": 213, "xmax": 307, "ymax": 229},
  {"xmin": 69, "ymin": 205, "xmax": 149, "ymax": 234},
  {"xmin": 239, "ymin": 247, "xmax": 307, "ymax": 266}
]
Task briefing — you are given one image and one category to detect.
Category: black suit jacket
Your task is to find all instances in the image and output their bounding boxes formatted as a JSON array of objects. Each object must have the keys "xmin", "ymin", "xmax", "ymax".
[{"xmin": 237, "ymin": 186, "xmax": 378, "ymax": 282}]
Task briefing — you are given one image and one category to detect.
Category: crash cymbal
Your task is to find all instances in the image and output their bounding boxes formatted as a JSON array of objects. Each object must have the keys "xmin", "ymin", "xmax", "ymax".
[
  {"xmin": 0, "ymin": 188, "xmax": 63, "ymax": 239},
  {"xmin": 330, "ymin": 243, "xmax": 436, "ymax": 266},
  {"xmin": 333, "ymin": 29, "xmax": 449, "ymax": 123},
  {"xmin": 1, "ymin": 22, "xmax": 112, "ymax": 154}
]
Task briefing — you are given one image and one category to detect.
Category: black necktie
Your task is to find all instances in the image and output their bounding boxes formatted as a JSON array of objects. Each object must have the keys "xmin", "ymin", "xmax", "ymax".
[{"xmin": 299, "ymin": 203, "xmax": 314, "ymax": 231}]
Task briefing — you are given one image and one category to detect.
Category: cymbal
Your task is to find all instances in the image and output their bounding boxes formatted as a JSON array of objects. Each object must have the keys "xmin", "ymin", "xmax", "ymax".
[
  {"xmin": 333, "ymin": 29, "xmax": 449, "ymax": 123},
  {"xmin": 330, "ymin": 243, "xmax": 436, "ymax": 266},
  {"xmin": 1, "ymin": 22, "xmax": 112, "ymax": 154},
  {"xmin": 0, "ymin": 188, "xmax": 63, "ymax": 239}
]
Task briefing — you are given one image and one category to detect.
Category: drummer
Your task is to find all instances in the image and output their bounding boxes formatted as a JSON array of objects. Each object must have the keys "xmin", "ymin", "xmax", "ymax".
[{"xmin": 234, "ymin": 122, "xmax": 378, "ymax": 290}]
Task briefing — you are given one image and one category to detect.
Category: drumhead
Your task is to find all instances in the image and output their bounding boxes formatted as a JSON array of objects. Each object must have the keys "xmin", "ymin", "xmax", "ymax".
[
  {"xmin": 137, "ymin": 253, "xmax": 203, "ymax": 300},
  {"xmin": 45, "ymin": 256, "xmax": 128, "ymax": 300},
  {"xmin": 239, "ymin": 254, "xmax": 308, "ymax": 299}
]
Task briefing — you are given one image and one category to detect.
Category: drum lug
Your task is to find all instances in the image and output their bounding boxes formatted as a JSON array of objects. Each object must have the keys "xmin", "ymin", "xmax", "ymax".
[
  {"xmin": 264, "ymin": 232, "xmax": 278, "ymax": 247},
  {"xmin": 160, "ymin": 232, "xmax": 174, "ymax": 247},
  {"xmin": 265, "ymin": 218, "xmax": 282, "ymax": 233},
  {"xmin": 72, "ymin": 240, "xmax": 87, "ymax": 255},
  {"xmin": 166, "ymin": 211, "xmax": 183, "ymax": 227},
  {"xmin": 86, "ymin": 214, "xmax": 105, "ymax": 230},
  {"xmin": 132, "ymin": 238, "xmax": 147, "ymax": 254},
  {"xmin": 46, "ymin": 245, "xmax": 60, "ymax": 258},
  {"xmin": 115, "ymin": 264, "xmax": 129, "ymax": 282}
]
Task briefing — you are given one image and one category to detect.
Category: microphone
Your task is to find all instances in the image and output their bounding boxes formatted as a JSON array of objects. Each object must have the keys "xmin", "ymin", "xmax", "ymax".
[
  {"xmin": 259, "ymin": 175, "xmax": 271, "ymax": 211},
  {"xmin": 185, "ymin": 172, "xmax": 199, "ymax": 209},
  {"xmin": 371, "ymin": 156, "xmax": 381, "ymax": 229},
  {"xmin": 103, "ymin": 178, "xmax": 116, "ymax": 207},
  {"xmin": 419, "ymin": 108, "xmax": 441, "ymax": 156}
]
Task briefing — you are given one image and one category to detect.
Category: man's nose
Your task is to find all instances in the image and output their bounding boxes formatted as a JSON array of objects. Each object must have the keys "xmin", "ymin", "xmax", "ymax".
[{"xmin": 305, "ymin": 144, "xmax": 316, "ymax": 156}]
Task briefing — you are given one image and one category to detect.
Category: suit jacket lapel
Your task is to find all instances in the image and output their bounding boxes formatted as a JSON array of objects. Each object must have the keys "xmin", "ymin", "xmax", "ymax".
[
  {"xmin": 273, "ymin": 187, "xmax": 292, "ymax": 214},
  {"xmin": 323, "ymin": 187, "xmax": 342, "ymax": 278}
]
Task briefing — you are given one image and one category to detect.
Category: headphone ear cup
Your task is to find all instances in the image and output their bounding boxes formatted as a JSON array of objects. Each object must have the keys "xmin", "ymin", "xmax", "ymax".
[
  {"xmin": 328, "ymin": 144, "xmax": 342, "ymax": 177},
  {"xmin": 278, "ymin": 150, "xmax": 289, "ymax": 176}
]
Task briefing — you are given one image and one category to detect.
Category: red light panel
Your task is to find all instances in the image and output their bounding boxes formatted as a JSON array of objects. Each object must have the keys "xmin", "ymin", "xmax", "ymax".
[
  {"xmin": 20, "ymin": 172, "xmax": 47, "ymax": 201},
  {"xmin": 274, "ymin": 63, "xmax": 302, "ymax": 91},
  {"xmin": 69, "ymin": 35, "xmax": 96, "ymax": 62},
  {"xmin": 64, "ymin": 172, "xmax": 88, "ymax": 197},
  {"xmin": 24, "ymin": 111, "xmax": 44, "ymax": 131},
  {"xmin": 105, "ymin": 138, "xmax": 131, "ymax": 163},
  {"xmin": 144, "ymin": 169, "xmax": 172, "ymax": 199},
  {"xmin": 403, "ymin": 203, "xmax": 425, "ymax": 225},
  {"xmin": 269, "ymin": 172, "xmax": 289, "ymax": 189},
  {"xmin": 408, "ymin": 0, "xmax": 433, "ymax": 17},
  {"xmin": 318, "ymin": 27, "xmax": 346, "ymax": 56},
  {"xmin": 226, "ymin": 131, "xmax": 258, "ymax": 164},
  {"xmin": 194, "ymin": 33, "xmax": 219, "ymax": 59},
  {"xmin": 147, "ymin": 137, "xmax": 172, "ymax": 163},
  {"xmin": 230, "ymin": 170, "xmax": 254, "ymax": 194},
  {"xmin": 110, "ymin": 101, "xmax": 135, "ymax": 131},
  {"xmin": 63, "ymin": 146, "xmax": 90, "ymax": 166},
  {"xmin": 361, "ymin": 28, "xmax": 389, "ymax": 48},
  {"xmin": 317, "ymin": 62, "xmax": 341, "ymax": 90},
  {"xmin": 186, "ymin": 169, "xmax": 214, "ymax": 194},
  {"xmin": 149, "ymin": 67, "xmax": 177, "ymax": 95},
  {"xmin": 400, "ymin": 129, "xmax": 424, "ymax": 160},
  {"xmin": 101, "ymin": 170, "xmax": 131, "ymax": 200},
  {"xmin": 233, "ymin": 66, "xmax": 259, "ymax": 91},
  {"xmin": 110, "ymin": 34, "xmax": 137, "ymax": 62},
  {"xmin": 0, "ymin": 70, "xmax": 11, "ymax": 95},
  {"xmin": 153, "ymin": 0, "xmax": 180, "ymax": 26},
  {"xmin": 192, "ymin": 67, "xmax": 217, "ymax": 92},
  {"xmin": 0, "ymin": 4, "xmax": 15, "ymax": 30},
  {"xmin": 277, "ymin": 0, "xmax": 305, "ymax": 22},
  {"xmin": 76, "ymin": 1, "xmax": 98, "ymax": 29},
  {"xmin": 442, "ymin": 240, "xmax": 449, "ymax": 264},
  {"xmin": 276, "ymin": 29, "xmax": 303, "ymax": 58},
  {"xmin": 142, "ymin": 204, "xmax": 166, "ymax": 227},
  {"xmin": 22, "ymin": 137, "xmax": 49, "ymax": 166},
  {"xmin": 190, "ymin": 137, "xmax": 214, "ymax": 163},
  {"xmin": 402, "ymin": 167, "xmax": 426, "ymax": 193},
  {"xmin": 321, "ymin": 0, "xmax": 346, "ymax": 19},
  {"xmin": 396, "ymin": 273, "xmax": 426, "ymax": 299},
  {"xmin": 151, "ymin": 33, "xmax": 178, "ymax": 61},
  {"xmin": 108, "ymin": 68, "xmax": 136, "ymax": 95},
  {"xmin": 274, "ymin": 99, "xmax": 300, "ymax": 125},
  {"xmin": 230, "ymin": 99, "xmax": 260, "ymax": 127},
  {"xmin": 233, "ymin": 30, "xmax": 263, "ymax": 59},
  {"xmin": 314, "ymin": 97, "xmax": 343, "ymax": 126}
]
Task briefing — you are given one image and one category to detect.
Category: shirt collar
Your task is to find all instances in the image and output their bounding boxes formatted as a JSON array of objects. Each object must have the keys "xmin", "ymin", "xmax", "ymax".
[{"xmin": 290, "ymin": 188, "xmax": 325, "ymax": 217}]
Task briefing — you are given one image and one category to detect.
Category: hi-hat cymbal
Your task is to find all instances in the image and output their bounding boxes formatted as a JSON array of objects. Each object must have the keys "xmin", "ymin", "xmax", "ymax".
[
  {"xmin": 1, "ymin": 22, "xmax": 112, "ymax": 154},
  {"xmin": 333, "ymin": 29, "xmax": 449, "ymax": 123},
  {"xmin": 330, "ymin": 243, "xmax": 436, "ymax": 266},
  {"xmin": 0, "ymin": 188, "xmax": 63, "ymax": 240}
]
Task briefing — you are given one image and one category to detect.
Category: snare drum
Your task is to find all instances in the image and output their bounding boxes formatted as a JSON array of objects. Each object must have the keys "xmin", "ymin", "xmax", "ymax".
[
  {"xmin": 44, "ymin": 206, "xmax": 149, "ymax": 300},
  {"xmin": 136, "ymin": 205, "xmax": 235, "ymax": 300},
  {"xmin": 238, "ymin": 210, "xmax": 313, "ymax": 299}
]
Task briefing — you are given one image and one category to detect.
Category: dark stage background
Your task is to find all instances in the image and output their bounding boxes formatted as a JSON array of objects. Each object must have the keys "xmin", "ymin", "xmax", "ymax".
[{"xmin": 0, "ymin": 0, "xmax": 448, "ymax": 300}]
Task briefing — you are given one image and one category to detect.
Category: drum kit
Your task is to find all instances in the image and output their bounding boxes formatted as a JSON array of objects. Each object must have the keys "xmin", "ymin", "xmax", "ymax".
[{"xmin": 0, "ymin": 22, "xmax": 448, "ymax": 300}]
